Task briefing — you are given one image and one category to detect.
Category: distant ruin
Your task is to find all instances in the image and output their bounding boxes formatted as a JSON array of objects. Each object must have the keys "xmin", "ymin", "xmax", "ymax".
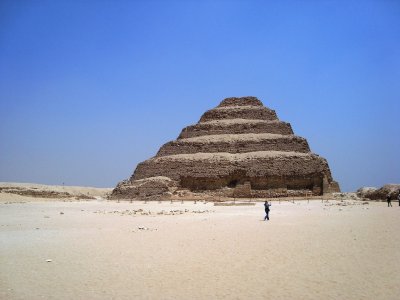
[{"xmin": 111, "ymin": 97, "xmax": 340, "ymax": 200}]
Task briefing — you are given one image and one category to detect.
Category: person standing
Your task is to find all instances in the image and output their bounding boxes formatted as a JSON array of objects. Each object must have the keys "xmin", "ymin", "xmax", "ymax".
[
  {"xmin": 387, "ymin": 195, "xmax": 392, "ymax": 207},
  {"xmin": 398, "ymin": 192, "xmax": 400, "ymax": 206},
  {"xmin": 264, "ymin": 201, "xmax": 271, "ymax": 221}
]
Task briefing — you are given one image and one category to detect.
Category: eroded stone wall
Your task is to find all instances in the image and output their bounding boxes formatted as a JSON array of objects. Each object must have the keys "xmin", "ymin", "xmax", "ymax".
[
  {"xmin": 178, "ymin": 120, "xmax": 294, "ymax": 139},
  {"xmin": 200, "ymin": 106, "xmax": 277, "ymax": 122},
  {"xmin": 131, "ymin": 152, "xmax": 333, "ymax": 185},
  {"xmin": 157, "ymin": 135, "xmax": 310, "ymax": 156}
]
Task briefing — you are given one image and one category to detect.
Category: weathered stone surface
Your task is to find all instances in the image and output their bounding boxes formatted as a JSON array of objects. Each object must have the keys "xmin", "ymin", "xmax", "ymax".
[
  {"xmin": 356, "ymin": 187, "xmax": 377, "ymax": 199},
  {"xmin": 111, "ymin": 177, "xmax": 178, "ymax": 199},
  {"xmin": 158, "ymin": 134, "xmax": 310, "ymax": 156},
  {"xmin": 178, "ymin": 119, "xmax": 294, "ymax": 139},
  {"xmin": 217, "ymin": 96, "xmax": 263, "ymax": 107},
  {"xmin": 358, "ymin": 184, "xmax": 400, "ymax": 200},
  {"xmin": 111, "ymin": 96, "xmax": 340, "ymax": 200},
  {"xmin": 200, "ymin": 106, "xmax": 277, "ymax": 122},
  {"xmin": 133, "ymin": 151, "xmax": 331, "ymax": 181}
]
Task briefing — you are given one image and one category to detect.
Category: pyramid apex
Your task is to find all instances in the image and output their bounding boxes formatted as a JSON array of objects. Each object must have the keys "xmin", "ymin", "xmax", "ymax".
[{"xmin": 218, "ymin": 96, "xmax": 263, "ymax": 107}]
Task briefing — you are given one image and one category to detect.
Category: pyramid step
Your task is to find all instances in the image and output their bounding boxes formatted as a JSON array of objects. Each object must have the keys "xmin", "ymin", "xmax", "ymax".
[
  {"xmin": 200, "ymin": 106, "xmax": 278, "ymax": 122},
  {"xmin": 157, "ymin": 134, "xmax": 310, "ymax": 157},
  {"xmin": 178, "ymin": 119, "xmax": 293, "ymax": 139},
  {"xmin": 132, "ymin": 151, "xmax": 332, "ymax": 183}
]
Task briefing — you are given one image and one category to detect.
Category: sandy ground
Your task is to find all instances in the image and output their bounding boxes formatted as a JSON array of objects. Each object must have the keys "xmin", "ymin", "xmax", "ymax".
[{"xmin": 1, "ymin": 198, "xmax": 399, "ymax": 300}]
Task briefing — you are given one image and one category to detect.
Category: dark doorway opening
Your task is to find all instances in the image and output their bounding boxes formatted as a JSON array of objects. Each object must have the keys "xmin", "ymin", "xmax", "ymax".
[{"xmin": 228, "ymin": 179, "xmax": 238, "ymax": 188}]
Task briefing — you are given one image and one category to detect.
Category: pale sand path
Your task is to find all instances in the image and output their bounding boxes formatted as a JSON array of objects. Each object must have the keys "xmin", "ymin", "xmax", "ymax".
[{"xmin": 1, "ymin": 200, "xmax": 399, "ymax": 299}]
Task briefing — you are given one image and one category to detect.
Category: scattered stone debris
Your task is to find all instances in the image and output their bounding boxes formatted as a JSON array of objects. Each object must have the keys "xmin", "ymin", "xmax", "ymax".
[
  {"xmin": 93, "ymin": 209, "xmax": 213, "ymax": 216},
  {"xmin": 324, "ymin": 200, "xmax": 369, "ymax": 207},
  {"xmin": 357, "ymin": 184, "xmax": 400, "ymax": 200},
  {"xmin": 214, "ymin": 202, "xmax": 256, "ymax": 206},
  {"xmin": 136, "ymin": 226, "xmax": 157, "ymax": 232},
  {"xmin": 332, "ymin": 193, "xmax": 360, "ymax": 200},
  {"xmin": 322, "ymin": 200, "xmax": 371, "ymax": 212}
]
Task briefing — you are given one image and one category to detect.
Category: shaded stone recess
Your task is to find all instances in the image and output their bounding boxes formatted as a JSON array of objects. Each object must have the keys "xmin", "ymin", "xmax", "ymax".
[{"xmin": 111, "ymin": 96, "xmax": 340, "ymax": 200}]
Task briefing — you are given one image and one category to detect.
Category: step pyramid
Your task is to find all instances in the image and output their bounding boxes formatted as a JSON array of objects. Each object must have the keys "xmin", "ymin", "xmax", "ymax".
[{"xmin": 111, "ymin": 97, "xmax": 340, "ymax": 199}]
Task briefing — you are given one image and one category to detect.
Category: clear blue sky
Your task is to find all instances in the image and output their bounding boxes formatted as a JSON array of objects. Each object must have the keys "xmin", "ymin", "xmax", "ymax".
[{"xmin": 0, "ymin": 0, "xmax": 399, "ymax": 192}]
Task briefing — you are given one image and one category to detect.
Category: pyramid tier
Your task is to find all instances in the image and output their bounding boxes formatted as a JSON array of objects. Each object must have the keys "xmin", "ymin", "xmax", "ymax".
[
  {"xmin": 218, "ymin": 96, "xmax": 263, "ymax": 107},
  {"xmin": 131, "ymin": 151, "xmax": 333, "ymax": 191},
  {"xmin": 200, "ymin": 106, "xmax": 278, "ymax": 122},
  {"xmin": 178, "ymin": 119, "xmax": 293, "ymax": 139},
  {"xmin": 157, "ymin": 133, "xmax": 310, "ymax": 157}
]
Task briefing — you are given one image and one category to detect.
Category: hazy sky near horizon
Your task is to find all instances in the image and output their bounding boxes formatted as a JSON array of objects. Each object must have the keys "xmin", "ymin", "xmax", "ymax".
[{"xmin": 0, "ymin": 0, "xmax": 399, "ymax": 192}]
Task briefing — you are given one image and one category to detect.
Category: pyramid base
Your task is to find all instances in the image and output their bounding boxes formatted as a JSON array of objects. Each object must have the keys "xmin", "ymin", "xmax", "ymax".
[{"xmin": 111, "ymin": 175, "xmax": 340, "ymax": 200}]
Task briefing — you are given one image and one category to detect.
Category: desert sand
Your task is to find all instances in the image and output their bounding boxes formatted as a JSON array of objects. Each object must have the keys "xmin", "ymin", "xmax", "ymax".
[{"xmin": 1, "ymin": 187, "xmax": 399, "ymax": 299}]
